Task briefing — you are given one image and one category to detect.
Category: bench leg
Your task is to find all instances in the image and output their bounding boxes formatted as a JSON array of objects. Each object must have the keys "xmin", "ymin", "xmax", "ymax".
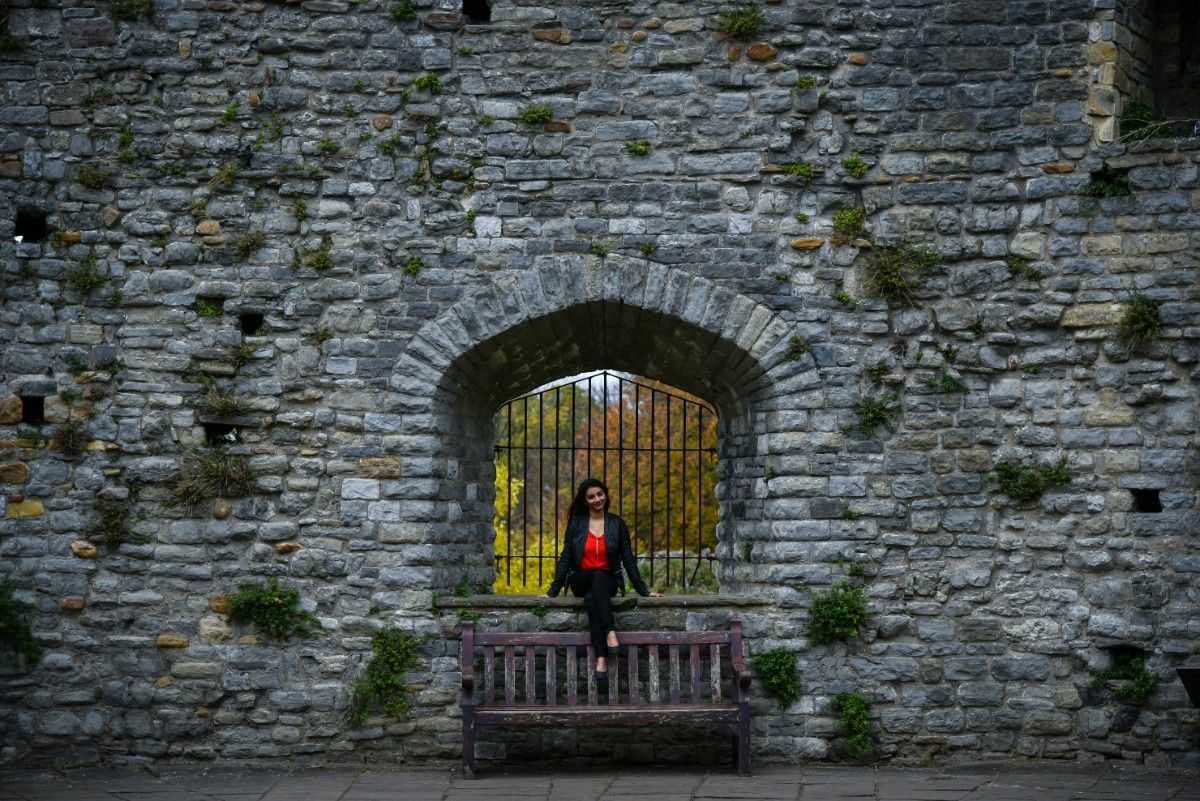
[
  {"xmin": 736, "ymin": 710, "xmax": 751, "ymax": 776},
  {"xmin": 462, "ymin": 714, "xmax": 476, "ymax": 779}
]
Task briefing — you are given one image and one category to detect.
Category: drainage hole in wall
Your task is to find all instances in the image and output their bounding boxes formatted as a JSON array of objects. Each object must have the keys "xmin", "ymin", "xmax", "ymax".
[
  {"xmin": 19, "ymin": 396, "xmax": 45, "ymax": 425},
  {"xmin": 14, "ymin": 208, "xmax": 49, "ymax": 244},
  {"xmin": 1130, "ymin": 488, "xmax": 1162, "ymax": 513},
  {"xmin": 463, "ymin": 0, "xmax": 491, "ymax": 23},
  {"xmin": 203, "ymin": 423, "xmax": 238, "ymax": 445},
  {"xmin": 239, "ymin": 312, "xmax": 265, "ymax": 336}
]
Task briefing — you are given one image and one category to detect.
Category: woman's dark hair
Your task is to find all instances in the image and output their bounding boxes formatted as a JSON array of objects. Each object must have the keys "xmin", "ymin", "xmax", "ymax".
[{"xmin": 569, "ymin": 477, "xmax": 610, "ymax": 518}]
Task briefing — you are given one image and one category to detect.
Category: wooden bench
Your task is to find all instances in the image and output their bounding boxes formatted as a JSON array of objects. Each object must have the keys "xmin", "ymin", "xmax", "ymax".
[{"xmin": 459, "ymin": 619, "xmax": 751, "ymax": 777}]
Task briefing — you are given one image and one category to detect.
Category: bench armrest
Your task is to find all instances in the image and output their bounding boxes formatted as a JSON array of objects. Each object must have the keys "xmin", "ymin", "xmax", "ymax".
[{"xmin": 461, "ymin": 667, "xmax": 474, "ymax": 693}]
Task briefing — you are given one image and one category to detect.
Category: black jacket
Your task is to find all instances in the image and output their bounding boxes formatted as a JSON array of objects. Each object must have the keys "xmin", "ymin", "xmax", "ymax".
[{"xmin": 546, "ymin": 512, "xmax": 650, "ymax": 598}]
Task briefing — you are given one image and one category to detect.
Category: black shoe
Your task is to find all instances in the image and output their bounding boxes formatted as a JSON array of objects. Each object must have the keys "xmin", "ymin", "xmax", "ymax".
[{"xmin": 595, "ymin": 670, "xmax": 608, "ymax": 684}]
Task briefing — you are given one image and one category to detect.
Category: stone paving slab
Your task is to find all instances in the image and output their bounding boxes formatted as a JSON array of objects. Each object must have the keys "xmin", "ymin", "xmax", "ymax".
[{"xmin": 0, "ymin": 763, "xmax": 1198, "ymax": 801}]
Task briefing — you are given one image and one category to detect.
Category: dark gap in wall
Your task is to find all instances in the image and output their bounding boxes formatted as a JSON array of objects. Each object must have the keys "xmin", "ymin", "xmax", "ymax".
[
  {"xmin": 1151, "ymin": 0, "xmax": 1200, "ymax": 121},
  {"xmin": 463, "ymin": 0, "xmax": 491, "ymax": 23},
  {"xmin": 14, "ymin": 208, "xmax": 49, "ymax": 244},
  {"xmin": 1087, "ymin": 165, "xmax": 1132, "ymax": 197},
  {"xmin": 203, "ymin": 422, "xmax": 238, "ymax": 446},
  {"xmin": 239, "ymin": 312, "xmax": 265, "ymax": 336},
  {"xmin": 1130, "ymin": 488, "xmax": 1162, "ymax": 513},
  {"xmin": 20, "ymin": 396, "xmax": 44, "ymax": 425}
]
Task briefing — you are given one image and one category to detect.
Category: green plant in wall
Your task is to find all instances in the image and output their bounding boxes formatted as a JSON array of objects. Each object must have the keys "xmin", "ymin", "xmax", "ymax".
[
  {"xmin": 92, "ymin": 499, "xmax": 133, "ymax": 549},
  {"xmin": 786, "ymin": 336, "xmax": 811, "ymax": 361},
  {"xmin": 0, "ymin": 579, "xmax": 41, "ymax": 669},
  {"xmin": 841, "ymin": 153, "xmax": 869, "ymax": 179},
  {"xmin": 413, "ymin": 73, "xmax": 444, "ymax": 95},
  {"xmin": 1091, "ymin": 649, "xmax": 1158, "ymax": 703},
  {"xmin": 402, "ymin": 255, "xmax": 423, "ymax": 276},
  {"xmin": 220, "ymin": 101, "xmax": 239, "ymax": 125},
  {"xmin": 518, "ymin": 104, "xmax": 553, "ymax": 125},
  {"xmin": 993, "ymin": 459, "xmax": 1069, "ymax": 505},
  {"xmin": 171, "ymin": 448, "xmax": 257, "ymax": 505},
  {"xmin": 390, "ymin": 1, "xmax": 416, "ymax": 21},
  {"xmin": 111, "ymin": 0, "xmax": 154, "ymax": 20},
  {"xmin": 379, "ymin": 134, "xmax": 402, "ymax": 156},
  {"xmin": 863, "ymin": 245, "xmax": 941, "ymax": 305},
  {"xmin": 796, "ymin": 75, "xmax": 816, "ymax": 90},
  {"xmin": 590, "ymin": 241, "xmax": 609, "ymax": 258},
  {"xmin": 199, "ymin": 379, "xmax": 247, "ymax": 418},
  {"xmin": 843, "ymin": 394, "xmax": 895, "ymax": 439},
  {"xmin": 530, "ymin": 603, "xmax": 549, "ymax": 619},
  {"xmin": 781, "ymin": 161, "xmax": 816, "ymax": 186},
  {"xmin": 715, "ymin": 5, "xmax": 764, "ymax": 40},
  {"xmin": 209, "ymin": 161, "xmax": 237, "ymax": 187},
  {"xmin": 53, "ymin": 418, "xmax": 89, "ymax": 456},
  {"xmin": 68, "ymin": 254, "xmax": 105, "ymax": 295},
  {"xmin": 806, "ymin": 580, "xmax": 870, "ymax": 645},
  {"xmin": 316, "ymin": 138, "xmax": 340, "ymax": 156},
  {"xmin": 752, "ymin": 647, "xmax": 800, "ymax": 711},
  {"xmin": 290, "ymin": 199, "xmax": 308, "ymax": 221},
  {"xmin": 638, "ymin": 242, "xmax": 658, "ymax": 256},
  {"xmin": 833, "ymin": 289, "xmax": 857, "ymax": 309},
  {"xmin": 1116, "ymin": 293, "xmax": 1161, "ymax": 349},
  {"xmin": 228, "ymin": 576, "xmax": 320, "ymax": 641},
  {"xmin": 1005, "ymin": 254, "xmax": 1042, "ymax": 281},
  {"xmin": 925, "ymin": 368, "xmax": 966, "ymax": 393},
  {"xmin": 1119, "ymin": 99, "xmax": 1169, "ymax": 142},
  {"xmin": 348, "ymin": 627, "xmax": 424, "ymax": 726},
  {"xmin": 625, "ymin": 140, "xmax": 651, "ymax": 157},
  {"xmin": 1084, "ymin": 170, "xmax": 1132, "ymax": 198},
  {"xmin": 227, "ymin": 343, "xmax": 256, "ymax": 371},
  {"xmin": 832, "ymin": 691, "xmax": 874, "ymax": 760},
  {"xmin": 831, "ymin": 207, "xmax": 866, "ymax": 245},
  {"xmin": 76, "ymin": 164, "xmax": 109, "ymax": 191},
  {"xmin": 234, "ymin": 229, "xmax": 266, "ymax": 259}
]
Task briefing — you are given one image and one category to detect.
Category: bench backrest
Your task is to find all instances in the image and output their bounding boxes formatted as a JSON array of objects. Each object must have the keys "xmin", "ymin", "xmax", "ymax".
[{"xmin": 460, "ymin": 622, "xmax": 744, "ymax": 708}]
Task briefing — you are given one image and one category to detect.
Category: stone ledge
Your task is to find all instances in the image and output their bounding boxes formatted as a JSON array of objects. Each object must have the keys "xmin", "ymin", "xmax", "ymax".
[{"xmin": 433, "ymin": 594, "xmax": 773, "ymax": 610}]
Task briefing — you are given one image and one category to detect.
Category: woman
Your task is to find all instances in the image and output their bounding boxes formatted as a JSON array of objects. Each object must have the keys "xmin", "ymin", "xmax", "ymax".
[{"xmin": 541, "ymin": 478, "xmax": 660, "ymax": 680}]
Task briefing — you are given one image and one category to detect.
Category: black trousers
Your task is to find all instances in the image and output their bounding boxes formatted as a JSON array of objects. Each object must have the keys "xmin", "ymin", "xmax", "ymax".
[{"xmin": 568, "ymin": 569, "xmax": 617, "ymax": 657}]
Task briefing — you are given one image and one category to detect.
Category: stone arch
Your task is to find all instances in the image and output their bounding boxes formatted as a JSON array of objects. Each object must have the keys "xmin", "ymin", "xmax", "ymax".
[{"xmin": 386, "ymin": 259, "xmax": 810, "ymax": 593}]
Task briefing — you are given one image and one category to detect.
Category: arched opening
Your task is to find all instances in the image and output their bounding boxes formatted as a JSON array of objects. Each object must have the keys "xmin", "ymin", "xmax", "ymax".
[
  {"xmin": 493, "ymin": 370, "xmax": 720, "ymax": 595},
  {"xmin": 387, "ymin": 264, "xmax": 803, "ymax": 599}
]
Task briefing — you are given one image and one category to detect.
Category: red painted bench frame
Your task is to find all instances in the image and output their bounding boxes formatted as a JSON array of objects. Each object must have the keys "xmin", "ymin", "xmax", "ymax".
[{"xmin": 459, "ymin": 619, "xmax": 751, "ymax": 777}]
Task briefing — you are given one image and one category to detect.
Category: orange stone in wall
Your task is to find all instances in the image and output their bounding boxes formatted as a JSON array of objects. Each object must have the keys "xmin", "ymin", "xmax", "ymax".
[{"xmin": 747, "ymin": 43, "xmax": 777, "ymax": 61}]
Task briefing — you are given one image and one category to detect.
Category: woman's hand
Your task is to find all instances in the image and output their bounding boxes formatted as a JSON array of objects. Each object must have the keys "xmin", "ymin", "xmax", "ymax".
[
  {"xmin": 648, "ymin": 592, "xmax": 663, "ymax": 597},
  {"xmin": 537, "ymin": 593, "xmax": 549, "ymax": 598}
]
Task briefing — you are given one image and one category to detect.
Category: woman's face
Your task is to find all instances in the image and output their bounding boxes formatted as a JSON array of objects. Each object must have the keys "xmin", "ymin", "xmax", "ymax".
[{"xmin": 585, "ymin": 486, "xmax": 606, "ymax": 512}]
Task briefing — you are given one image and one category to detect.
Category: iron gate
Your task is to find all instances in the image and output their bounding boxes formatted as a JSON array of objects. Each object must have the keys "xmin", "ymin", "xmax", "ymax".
[{"xmin": 493, "ymin": 371, "xmax": 719, "ymax": 594}]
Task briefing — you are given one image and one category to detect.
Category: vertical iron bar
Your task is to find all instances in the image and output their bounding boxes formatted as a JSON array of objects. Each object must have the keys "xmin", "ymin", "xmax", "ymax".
[
  {"xmin": 537, "ymin": 390, "xmax": 544, "ymax": 587},
  {"xmin": 618, "ymin": 376, "xmax": 624, "ymax": 530},
  {"xmin": 666, "ymin": 393, "xmax": 672, "ymax": 590},
  {"xmin": 522, "ymin": 395, "xmax": 529, "ymax": 591},
  {"xmin": 634, "ymin": 382, "xmax": 640, "ymax": 570},
  {"xmin": 570, "ymin": 380, "xmax": 577, "ymax": 537},
  {"xmin": 506, "ymin": 402, "xmax": 513, "ymax": 586},
  {"xmin": 553, "ymin": 384, "xmax": 561, "ymax": 582},
  {"xmin": 649, "ymin": 389, "xmax": 656, "ymax": 588},
  {"xmin": 682, "ymin": 400, "xmax": 687, "ymax": 591},
  {"xmin": 587, "ymin": 375, "xmax": 594, "ymax": 484},
  {"xmin": 602, "ymin": 373, "xmax": 609, "ymax": 485}
]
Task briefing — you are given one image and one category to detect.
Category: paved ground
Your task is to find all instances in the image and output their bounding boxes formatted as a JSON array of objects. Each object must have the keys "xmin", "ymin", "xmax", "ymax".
[{"xmin": 1, "ymin": 762, "xmax": 1198, "ymax": 801}]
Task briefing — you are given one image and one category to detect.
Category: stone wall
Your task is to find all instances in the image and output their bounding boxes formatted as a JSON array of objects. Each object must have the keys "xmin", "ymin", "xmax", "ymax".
[{"xmin": 1, "ymin": 0, "xmax": 1198, "ymax": 770}]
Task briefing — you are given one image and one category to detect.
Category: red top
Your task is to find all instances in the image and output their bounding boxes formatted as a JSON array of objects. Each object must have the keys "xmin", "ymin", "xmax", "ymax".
[{"xmin": 580, "ymin": 530, "xmax": 608, "ymax": 571}]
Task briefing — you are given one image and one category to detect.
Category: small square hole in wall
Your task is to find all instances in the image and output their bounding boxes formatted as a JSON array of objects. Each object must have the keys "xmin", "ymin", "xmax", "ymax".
[
  {"xmin": 203, "ymin": 423, "xmax": 238, "ymax": 446},
  {"xmin": 20, "ymin": 396, "xmax": 45, "ymax": 425},
  {"xmin": 14, "ymin": 208, "xmax": 49, "ymax": 244},
  {"xmin": 463, "ymin": 0, "xmax": 491, "ymax": 23},
  {"xmin": 239, "ymin": 312, "xmax": 265, "ymax": 336},
  {"xmin": 1130, "ymin": 488, "xmax": 1162, "ymax": 513}
]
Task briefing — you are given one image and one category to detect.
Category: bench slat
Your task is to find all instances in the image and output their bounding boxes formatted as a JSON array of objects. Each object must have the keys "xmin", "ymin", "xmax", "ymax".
[
  {"xmin": 648, "ymin": 645, "xmax": 660, "ymax": 705},
  {"xmin": 668, "ymin": 645, "xmax": 680, "ymax": 704},
  {"xmin": 546, "ymin": 647, "xmax": 556, "ymax": 707},
  {"xmin": 609, "ymin": 646, "xmax": 619, "ymax": 705},
  {"xmin": 690, "ymin": 644, "xmax": 700, "ymax": 702},
  {"xmin": 586, "ymin": 645, "xmax": 597, "ymax": 705},
  {"xmin": 474, "ymin": 705, "xmax": 739, "ymax": 728},
  {"xmin": 566, "ymin": 646, "xmax": 577, "ymax": 706},
  {"xmin": 474, "ymin": 631, "xmax": 730, "ymax": 646},
  {"xmin": 525, "ymin": 646, "xmax": 536, "ymax": 705},
  {"xmin": 628, "ymin": 645, "xmax": 639, "ymax": 704},
  {"xmin": 504, "ymin": 646, "xmax": 515, "ymax": 706},
  {"xmin": 484, "ymin": 646, "xmax": 495, "ymax": 706},
  {"xmin": 709, "ymin": 644, "xmax": 721, "ymax": 702}
]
